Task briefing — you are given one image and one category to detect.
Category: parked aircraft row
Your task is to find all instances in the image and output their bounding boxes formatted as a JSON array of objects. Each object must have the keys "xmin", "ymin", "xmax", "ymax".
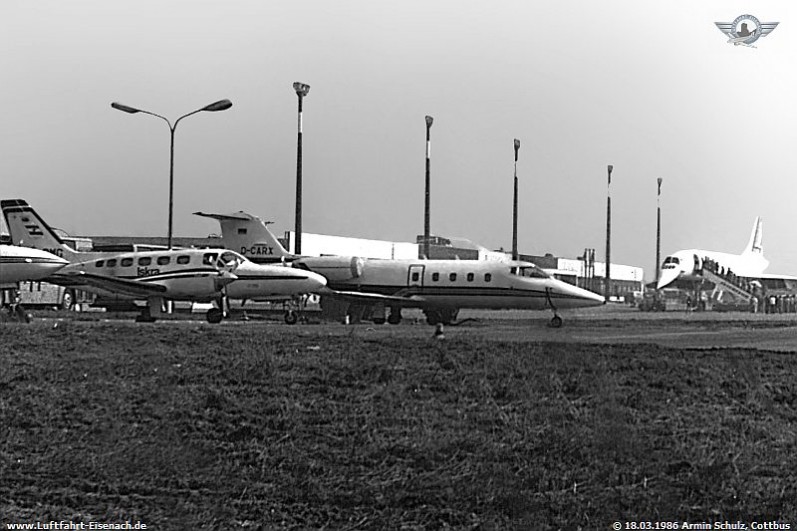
[
  {"xmin": 2, "ymin": 199, "xmax": 605, "ymax": 327},
  {"xmin": 194, "ymin": 210, "xmax": 606, "ymax": 327}
]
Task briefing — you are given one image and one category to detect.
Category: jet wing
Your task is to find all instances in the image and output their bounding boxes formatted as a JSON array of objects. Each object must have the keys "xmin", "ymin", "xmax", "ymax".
[
  {"xmin": 318, "ymin": 287, "xmax": 427, "ymax": 307},
  {"xmin": 49, "ymin": 272, "xmax": 167, "ymax": 298}
]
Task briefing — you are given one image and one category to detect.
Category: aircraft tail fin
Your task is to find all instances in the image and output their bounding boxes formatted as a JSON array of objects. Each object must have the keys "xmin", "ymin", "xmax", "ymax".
[
  {"xmin": 0, "ymin": 199, "xmax": 81, "ymax": 262},
  {"xmin": 194, "ymin": 211, "xmax": 293, "ymax": 263},
  {"xmin": 742, "ymin": 216, "xmax": 764, "ymax": 256}
]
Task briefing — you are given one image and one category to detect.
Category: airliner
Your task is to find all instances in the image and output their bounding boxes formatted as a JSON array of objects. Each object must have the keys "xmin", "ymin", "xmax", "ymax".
[
  {"xmin": 657, "ymin": 217, "xmax": 796, "ymax": 290},
  {"xmin": 195, "ymin": 210, "xmax": 605, "ymax": 327},
  {"xmin": 0, "ymin": 244, "xmax": 68, "ymax": 284},
  {"xmin": 2, "ymin": 200, "xmax": 327, "ymax": 323}
]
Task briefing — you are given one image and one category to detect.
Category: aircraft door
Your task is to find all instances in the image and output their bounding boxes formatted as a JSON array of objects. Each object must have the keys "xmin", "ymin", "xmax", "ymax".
[{"xmin": 408, "ymin": 264, "xmax": 425, "ymax": 287}]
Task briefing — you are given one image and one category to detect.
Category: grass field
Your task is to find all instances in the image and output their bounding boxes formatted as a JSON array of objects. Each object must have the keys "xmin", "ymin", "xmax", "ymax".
[{"xmin": 2, "ymin": 317, "xmax": 797, "ymax": 529}]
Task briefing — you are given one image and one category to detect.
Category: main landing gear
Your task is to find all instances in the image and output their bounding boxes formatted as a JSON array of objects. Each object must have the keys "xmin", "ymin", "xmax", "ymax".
[{"xmin": 424, "ymin": 308, "xmax": 459, "ymax": 326}]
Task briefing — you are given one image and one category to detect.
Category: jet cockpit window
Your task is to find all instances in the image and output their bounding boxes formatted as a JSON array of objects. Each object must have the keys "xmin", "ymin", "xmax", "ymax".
[
  {"xmin": 663, "ymin": 256, "xmax": 680, "ymax": 265},
  {"xmin": 514, "ymin": 265, "xmax": 550, "ymax": 278}
]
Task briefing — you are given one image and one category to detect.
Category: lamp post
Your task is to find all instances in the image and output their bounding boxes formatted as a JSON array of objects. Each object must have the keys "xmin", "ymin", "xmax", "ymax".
[
  {"xmin": 512, "ymin": 138, "xmax": 521, "ymax": 261},
  {"xmin": 293, "ymin": 82, "xmax": 310, "ymax": 255},
  {"xmin": 111, "ymin": 99, "xmax": 232, "ymax": 249},
  {"xmin": 656, "ymin": 177, "xmax": 663, "ymax": 283},
  {"xmin": 605, "ymin": 164, "xmax": 613, "ymax": 301},
  {"xmin": 423, "ymin": 115, "xmax": 433, "ymax": 259}
]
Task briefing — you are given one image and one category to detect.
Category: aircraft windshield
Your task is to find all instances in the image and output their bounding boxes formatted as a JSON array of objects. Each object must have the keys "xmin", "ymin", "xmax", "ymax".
[
  {"xmin": 218, "ymin": 251, "xmax": 243, "ymax": 269},
  {"xmin": 512, "ymin": 264, "xmax": 550, "ymax": 279}
]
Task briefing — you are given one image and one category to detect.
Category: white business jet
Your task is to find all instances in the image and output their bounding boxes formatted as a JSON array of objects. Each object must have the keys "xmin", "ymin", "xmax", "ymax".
[{"xmin": 194, "ymin": 210, "xmax": 605, "ymax": 327}]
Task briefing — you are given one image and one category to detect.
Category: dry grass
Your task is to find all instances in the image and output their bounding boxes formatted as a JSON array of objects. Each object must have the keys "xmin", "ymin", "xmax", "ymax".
[{"xmin": 1, "ymin": 320, "xmax": 796, "ymax": 529}]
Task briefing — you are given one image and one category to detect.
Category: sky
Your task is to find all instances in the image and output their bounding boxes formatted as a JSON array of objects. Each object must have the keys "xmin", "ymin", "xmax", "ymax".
[{"xmin": 1, "ymin": 1, "xmax": 795, "ymax": 279}]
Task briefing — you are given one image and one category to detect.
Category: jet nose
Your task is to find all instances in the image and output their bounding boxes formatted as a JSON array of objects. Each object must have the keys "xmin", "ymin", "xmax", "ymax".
[
  {"xmin": 552, "ymin": 280, "xmax": 605, "ymax": 308},
  {"xmin": 656, "ymin": 268, "xmax": 680, "ymax": 290}
]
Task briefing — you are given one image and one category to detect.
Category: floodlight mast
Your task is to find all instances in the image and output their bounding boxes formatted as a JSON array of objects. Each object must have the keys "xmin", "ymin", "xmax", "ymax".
[
  {"xmin": 293, "ymin": 82, "xmax": 310, "ymax": 255},
  {"xmin": 423, "ymin": 115, "xmax": 433, "ymax": 259},
  {"xmin": 512, "ymin": 138, "xmax": 520, "ymax": 261},
  {"xmin": 111, "ymin": 99, "xmax": 232, "ymax": 249}
]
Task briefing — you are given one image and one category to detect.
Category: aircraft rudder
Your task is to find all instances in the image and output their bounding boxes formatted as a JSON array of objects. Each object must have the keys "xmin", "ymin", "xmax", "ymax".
[
  {"xmin": 743, "ymin": 216, "xmax": 764, "ymax": 256},
  {"xmin": 0, "ymin": 199, "xmax": 79, "ymax": 261}
]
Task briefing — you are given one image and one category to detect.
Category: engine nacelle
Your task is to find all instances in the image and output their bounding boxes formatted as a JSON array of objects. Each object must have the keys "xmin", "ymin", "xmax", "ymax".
[{"xmin": 295, "ymin": 256, "xmax": 364, "ymax": 282}]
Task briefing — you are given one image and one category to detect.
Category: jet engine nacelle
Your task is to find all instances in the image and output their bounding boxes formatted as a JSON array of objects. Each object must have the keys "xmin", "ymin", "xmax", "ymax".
[{"xmin": 295, "ymin": 256, "xmax": 365, "ymax": 282}]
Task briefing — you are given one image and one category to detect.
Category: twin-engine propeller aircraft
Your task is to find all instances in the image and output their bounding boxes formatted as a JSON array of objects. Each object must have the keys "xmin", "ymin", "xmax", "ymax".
[
  {"xmin": 2, "ymin": 200, "xmax": 327, "ymax": 323},
  {"xmin": 656, "ymin": 217, "xmax": 797, "ymax": 290},
  {"xmin": 0, "ymin": 244, "xmax": 68, "ymax": 284},
  {"xmin": 195, "ymin": 210, "xmax": 605, "ymax": 327}
]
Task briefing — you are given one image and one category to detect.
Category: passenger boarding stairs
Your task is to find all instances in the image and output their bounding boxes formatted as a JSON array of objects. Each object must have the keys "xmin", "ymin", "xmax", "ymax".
[{"xmin": 699, "ymin": 268, "xmax": 754, "ymax": 303}]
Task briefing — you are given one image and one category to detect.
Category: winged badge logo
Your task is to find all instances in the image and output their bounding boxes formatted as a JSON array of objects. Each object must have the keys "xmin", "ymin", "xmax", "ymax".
[{"xmin": 715, "ymin": 15, "xmax": 779, "ymax": 48}]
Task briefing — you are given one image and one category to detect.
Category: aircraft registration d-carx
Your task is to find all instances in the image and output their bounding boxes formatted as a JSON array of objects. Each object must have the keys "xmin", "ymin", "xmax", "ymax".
[
  {"xmin": 657, "ymin": 217, "xmax": 797, "ymax": 297},
  {"xmin": 2, "ymin": 199, "xmax": 327, "ymax": 323},
  {"xmin": 195, "ymin": 210, "xmax": 606, "ymax": 328}
]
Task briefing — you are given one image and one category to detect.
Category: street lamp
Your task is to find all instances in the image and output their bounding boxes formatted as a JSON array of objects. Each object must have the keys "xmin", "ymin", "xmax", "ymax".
[
  {"xmin": 423, "ymin": 115, "xmax": 433, "ymax": 259},
  {"xmin": 605, "ymin": 164, "xmax": 613, "ymax": 301},
  {"xmin": 512, "ymin": 138, "xmax": 521, "ymax": 261},
  {"xmin": 656, "ymin": 177, "xmax": 663, "ymax": 283},
  {"xmin": 293, "ymin": 81, "xmax": 310, "ymax": 255},
  {"xmin": 111, "ymin": 99, "xmax": 232, "ymax": 249}
]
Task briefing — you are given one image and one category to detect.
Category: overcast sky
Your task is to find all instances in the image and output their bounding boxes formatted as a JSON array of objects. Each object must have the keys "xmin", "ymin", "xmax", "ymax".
[{"xmin": 2, "ymin": 1, "xmax": 795, "ymax": 278}]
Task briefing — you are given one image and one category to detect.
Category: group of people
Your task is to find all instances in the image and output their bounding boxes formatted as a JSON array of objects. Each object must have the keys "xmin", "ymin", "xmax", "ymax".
[{"xmin": 700, "ymin": 256, "xmax": 797, "ymax": 314}]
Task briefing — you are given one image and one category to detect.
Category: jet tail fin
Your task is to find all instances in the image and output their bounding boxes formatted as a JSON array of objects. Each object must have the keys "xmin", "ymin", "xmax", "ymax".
[
  {"xmin": 194, "ymin": 211, "xmax": 293, "ymax": 263},
  {"xmin": 0, "ymin": 199, "xmax": 82, "ymax": 262},
  {"xmin": 742, "ymin": 216, "xmax": 764, "ymax": 256}
]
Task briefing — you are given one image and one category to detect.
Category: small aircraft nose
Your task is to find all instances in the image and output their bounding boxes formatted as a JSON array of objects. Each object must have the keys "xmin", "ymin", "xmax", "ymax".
[
  {"xmin": 656, "ymin": 268, "xmax": 680, "ymax": 290},
  {"xmin": 215, "ymin": 271, "xmax": 238, "ymax": 291},
  {"xmin": 304, "ymin": 270, "xmax": 327, "ymax": 292}
]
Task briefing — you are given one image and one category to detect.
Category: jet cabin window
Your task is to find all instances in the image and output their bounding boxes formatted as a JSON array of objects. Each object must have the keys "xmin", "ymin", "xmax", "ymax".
[
  {"xmin": 484, "ymin": 273, "xmax": 492, "ymax": 282},
  {"xmin": 449, "ymin": 273, "xmax": 457, "ymax": 281},
  {"xmin": 157, "ymin": 256, "xmax": 170, "ymax": 266},
  {"xmin": 95, "ymin": 260, "xmax": 104, "ymax": 268},
  {"xmin": 467, "ymin": 273, "xmax": 474, "ymax": 282},
  {"xmin": 106, "ymin": 259, "xmax": 117, "ymax": 267},
  {"xmin": 138, "ymin": 257, "xmax": 151, "ymax": 266},
  {"xmin": 177, "ymin": 255, "xmax": 190, "ymax": 265},
  {"xmin": 203, "ymin": 253, "xmax": 218, "ymax": 266},
  {"xmin": 432, "ymin": 272, "xmax": 440, "ymax": 281},
  {"xmin": 121, "ymin": 258, "xmax": 133, "ymax": 267},
  {"xmin": 411, "ymin": 272, "xmax": 420, "ymax": 282}
]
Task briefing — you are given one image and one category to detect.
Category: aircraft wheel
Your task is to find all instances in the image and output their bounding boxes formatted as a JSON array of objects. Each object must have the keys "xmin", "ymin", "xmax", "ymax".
[
  {"xmin": 284, "ymin": 310, "xmax": 299, "ymax": 325},
  {"xmin": 135, "ymin": 313, "xmax": 157, "ymax": 323},
  {"xmin": 425, "ymin": 311, "xmax": 440, "ymax": 326},
  {"xmin": 387, "ymin": 312, "xmax": 402, "ymax": 325},
  {"xmin": 372, "ymin": 317, "xmax": 386, "ymax": 325},
  {"xmin": 207, "ymin": 308, "xmax": 224, "ymax": 324},
  {"xmin": 550, "ymin": 315, "xmax": 563, "ymax": 328},
  {"xmin": 15, "ymin": 306, "xmax": 31, "ymax": 323}
]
